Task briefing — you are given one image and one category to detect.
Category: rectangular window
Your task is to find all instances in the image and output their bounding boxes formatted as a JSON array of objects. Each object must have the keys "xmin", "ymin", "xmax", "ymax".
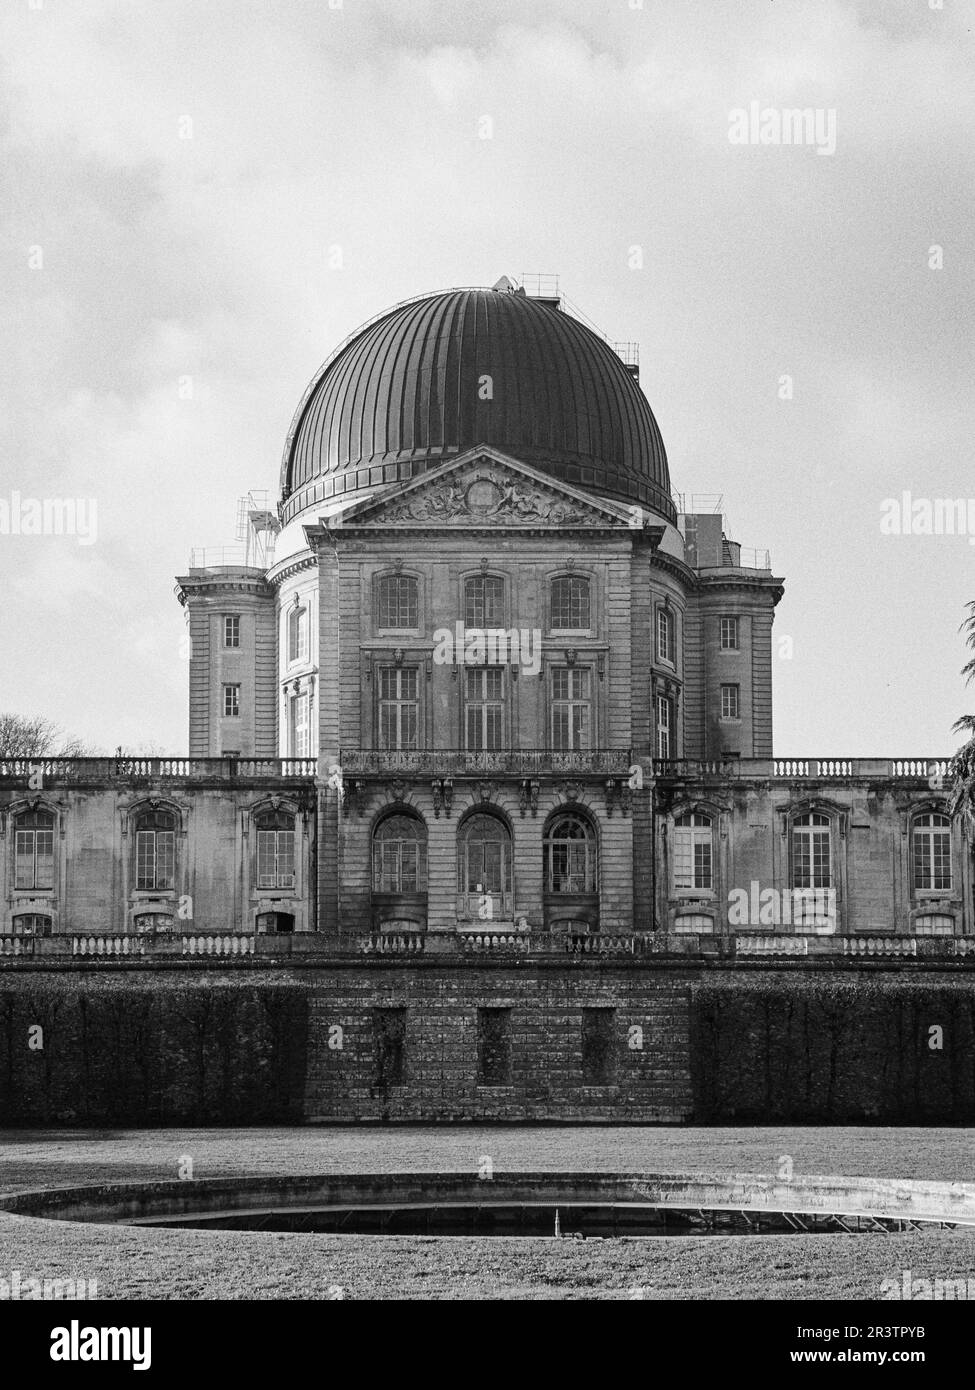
[
  {"xmin": 914, "ymin": 823, "xmax": 952, "ymax": 892},
  {"xmin": 551, "ymin": 667, "xmax": 591, "ymax": 750},
  {"xmin": 719, "ymin": 616, "xmax": 739, "ymax": 650},
  {"xmin": 477, "ymin": 1008, "xmax": 511, "ymax": 1086},
  {"xmin": 288, "ymin": 607, "xmax": 309, "ymax": 664},
  {"xmin": 465, "ymin": 576, "xmax": 504, "ymax": 628},
  {"xmin": 376, "ymin": 839, "xmax": 420, "ymax": 893},
  {"xmin": 793, "ymin": 829, "xmax": 831, "ymax": 890},
  {"xmin": 373, "ymin": 1008, "xmax": 406, "ymax": 1088},
  {"xmin": 465, "ymin": 667, "xmax": 505, "ymax": 750},
  {"xmin": 378, "ymin": 666, "xmax": 419, "ymax": 749},
  {"xmin": 656, "ymin": 608, "xmax": 674, "ymax": 663},
  {"xmin": 582, "ymin": 1009, "xmax": 616, "ymax": 1086},
  {"xmin": 257, "ymin": 830, "xmax": 296, "ymax": 889},
  {"xmin": 720, "ymin": 684, "xmax": 740, "ymax": 719},
  {"xmin": 14, "ymin": 828, "xmax": 54, "ymax": 890},
  {"xmin": 135, "ymin": 830, "xmax": 175, "ymax": 891},
  {"xmin": 223, "ymin": 684, "xmax": 240, "ymax": 718},
  {"xmin": 655, "ymin": 695, "xmax": 672, "ymax": 759},
  {"xmin": 290, "ymin": 693, "xmax": 310, "ymax": 757},
  {"xmin": 377, "ymin": 576, "xmax": 418, "ymax": 630},
  {"xmin": 674, "ymin": 825, "xmax": 713, "ymax": 892},
  {"xmin": 551, "ymin": 576, "xmax": 591, "ymax": 631},
  {"xmin": 224, "ymin": 615, "xmax": 240, "ymax": 648}
]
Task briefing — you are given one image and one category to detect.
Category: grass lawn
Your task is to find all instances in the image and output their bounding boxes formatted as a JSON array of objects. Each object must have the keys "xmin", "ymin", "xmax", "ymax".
[{"xmin": 2, "ymin": 1127, "xmax": 975, "ymax": 1300}]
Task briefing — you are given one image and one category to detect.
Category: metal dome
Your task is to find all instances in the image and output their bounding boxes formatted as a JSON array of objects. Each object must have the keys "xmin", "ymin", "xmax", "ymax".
[{"xmin": 279, "ymin": 286, "xmax": 674, "ymax": 524}]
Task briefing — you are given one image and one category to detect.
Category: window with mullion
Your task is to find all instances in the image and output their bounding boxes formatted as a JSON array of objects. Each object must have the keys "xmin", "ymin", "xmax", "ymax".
[
  {"xmin": 372, "ymin": 815, "xmax": 426, "ymax": 894},
  {"xmin": 136, "ymin": 829, "xmax": 175, "ymax": 891},
  {"xmin": 465, "ymin": 576, "xmax": 504, "ymax": 628},
  {"xmin": 458, "ymin": 815, "xmax": 511, "ymax": 899},
  {"xmin": 719, "ymin": 616, "xmax": 739, "ymax": 650},
  {"xmin": 288, "ymin": 607, "xmax": 309, "ymax": 664},
  {"xmin": 378, "ymin": 666, "xmax": 419, "ymax": 749},
  {"xmin": 674, "ymin": 813, "xmax": 713, "ymax": 893},
  {"xmin": 657, "ymin": 608, "xmax": 675, "ymax": 663},
  {"xmin": 465, "ymin": 667, "xmax": 505, "ymax": 750},
  {"xmin": 551, "ymin": 667, "xmax": 591, "ymax": 750},
  {"xmin": 14, "ymin": 814, "xmax": 55, "ymax": 890},
  {"xmin": 377, "ymin": 575, "xmax": 418, "ymax": 630},
  {"xmin": 257, "ymin": 829, "xmax": 295, "ymax": 888},
  {"xmin": 792, "ymin": 814, "xmax": 831, "ymax": 890},
  {"xmin": 655, "ymin": 695, "xmax": 672, "ymax": 759},
  {"xmin": 546, "ymin": 815, "xmax": 597, "ymax": 894},
  {"xmin": 290, "ymin": 693, "xmax": 310, "ymax": 757},
  {"xmin": 551, "ymin": 576, "xmax": 591, "ymax": 631},
  {"xmin": 913, "ymin": 814, "xmax": 952, "ymax": 892}
]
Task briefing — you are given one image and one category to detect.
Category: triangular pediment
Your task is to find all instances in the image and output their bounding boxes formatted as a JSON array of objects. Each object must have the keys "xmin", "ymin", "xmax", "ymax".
[{"xmin": 329, "ymin": 447, "xmax": 634, "ymax": 530}]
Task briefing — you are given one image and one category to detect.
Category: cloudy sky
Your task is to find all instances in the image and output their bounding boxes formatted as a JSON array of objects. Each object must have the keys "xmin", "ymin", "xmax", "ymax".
[{"xmin": 0, "ymin": 0, "xmax": 972, "ymax": 755}]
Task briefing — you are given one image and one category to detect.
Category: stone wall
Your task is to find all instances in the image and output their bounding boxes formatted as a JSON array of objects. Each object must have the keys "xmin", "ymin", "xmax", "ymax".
[{"xmin": 2, "ymin": 959, "xmax": 975, "ymax": 1125}]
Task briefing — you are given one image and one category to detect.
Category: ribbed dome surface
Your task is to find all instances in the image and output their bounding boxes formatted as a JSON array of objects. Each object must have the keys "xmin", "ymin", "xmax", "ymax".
[{"xmin": 280, "ymin": 287, "xmax": 673, "ymax": 524}]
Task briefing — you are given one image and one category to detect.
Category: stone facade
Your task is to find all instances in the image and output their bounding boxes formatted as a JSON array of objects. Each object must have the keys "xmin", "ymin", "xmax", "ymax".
[{"xmin": 1, "ymin": 283, "xmax": 969, "ymax": 1125}]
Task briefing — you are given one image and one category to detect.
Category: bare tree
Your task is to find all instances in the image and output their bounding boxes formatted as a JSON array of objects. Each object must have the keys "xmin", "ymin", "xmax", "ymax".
[{"xmin": 0, "ymin": 713, "xmax": 90, "ymax": 758}]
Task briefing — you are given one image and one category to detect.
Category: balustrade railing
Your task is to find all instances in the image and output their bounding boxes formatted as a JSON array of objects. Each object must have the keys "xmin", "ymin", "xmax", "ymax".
[
  {"xmin": 0, "ymin": 754, "xmax": 956, "ymax": 785},
  {"xmin": 655, "ymin": 757, "xmax": 953, "ymax": 782},
  {"xmin": 2, "ymin": 929, "xmax": 973, "ymax": 963},
  {"xmin": 0, "ymin": 757, "xmax": 317, "ymax": 783}
]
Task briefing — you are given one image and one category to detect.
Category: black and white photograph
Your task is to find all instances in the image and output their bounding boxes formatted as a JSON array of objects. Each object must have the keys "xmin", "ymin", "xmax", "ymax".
[{"xmin": 0, "ymin": 0, "xmax": 973, "ymax": 1360}]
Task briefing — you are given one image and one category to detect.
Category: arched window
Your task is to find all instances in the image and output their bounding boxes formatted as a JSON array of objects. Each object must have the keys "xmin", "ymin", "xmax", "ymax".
[
  {"xmin": 550, "ymin": 576, "xmax": 590, "ymax": 631},
  {"xmin": 14, "ymin": 809, "xmax": 55, "ymax": 890},
  {"xmin": 373, "ymin": 814, "xmax": 427, "ymax": 894},
  {"xmin": 288, "ymin": 605, "xmax": 309, "ymax": 664},
  {"xmin": 377, "ymin": 575, "xmax": 418, "ymax": 630},
  {"xmin": 545, "ymin": 814, "xmax": 597, "ymax": 894},
  {"xmin": 458, "ymin": 813, "xmax": 512, "ymax": 915},
  {"xmin": 791, "ymin": 812, "xmax": 831, "ymax": 889},
  {"xmin": 913, "ymin": 812, "xmax": 952, "ymax": 893},
  {"xmin": 673, "ymin": 812, "xmax": 713, "ymax": 894},
  {"xmin": 465, "ymin": 575, "xmax": 504, "ymax": 628},
  {"xmin": 134, "ymin": 809, "xmax": 176, "ymax": 891},
  {"xmin": 255, "ymin": 809, "xmax": 296, "ymax": 890}
]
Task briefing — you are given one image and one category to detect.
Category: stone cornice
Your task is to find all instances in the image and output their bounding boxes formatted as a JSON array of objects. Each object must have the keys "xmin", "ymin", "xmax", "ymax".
[
  {"xmin": 174, "ymin": 574, "xmax": 273, "ymax": 605},
  {"xmin": 266, "ymin": 552, "xmax": 317, "ymax": 588}
]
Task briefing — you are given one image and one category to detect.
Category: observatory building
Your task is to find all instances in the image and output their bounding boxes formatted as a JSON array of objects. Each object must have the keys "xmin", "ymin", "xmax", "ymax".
[{"xmin": 0, "ymin": 279, "xmax": 968, "ymax": 1124}]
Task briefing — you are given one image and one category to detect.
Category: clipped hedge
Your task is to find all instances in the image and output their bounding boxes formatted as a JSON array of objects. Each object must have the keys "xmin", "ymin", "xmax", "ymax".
[
  {"xmin": 0, "ymin": 979, "xmax": 308, "ymax": 1125},
  {"xmin": 691, "ymin": 978, "xmax": 975, "ymax": 1123}
]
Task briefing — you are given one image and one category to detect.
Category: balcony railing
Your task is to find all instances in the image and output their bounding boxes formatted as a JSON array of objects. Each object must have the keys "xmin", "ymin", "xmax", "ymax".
[
  {"xmin": 3, "ymin": 930, "xmax": 975, "ymax": 962},
  {"xmin": 0, "ymin": 755, "xmax": 955, "ymax": 786},
  {"xmin": 341, "ymin": 748, "xmax": 633, "ymax": 776},
  {"xmin": 654, "ymin": 757, "xmax": 954, "ymax": 782},
  {"xmin": 0, "ymin": 757, "xmax": 317, "ymax": 784}
]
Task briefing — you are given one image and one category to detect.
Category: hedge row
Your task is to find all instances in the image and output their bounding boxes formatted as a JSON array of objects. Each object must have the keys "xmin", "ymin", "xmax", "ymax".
[
  {"xmin": 691, "ymin": 980, "xmax": 975, "ymax": 1123},
  {"xmin": 0, "ymin": 982, "xmax": 308, "ymax": 1125}
]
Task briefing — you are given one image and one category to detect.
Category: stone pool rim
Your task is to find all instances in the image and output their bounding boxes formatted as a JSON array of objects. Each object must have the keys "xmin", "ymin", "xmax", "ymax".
[{"xmin": 3, "ymin": 1171, "xmax": 975, "ymax": 1230}]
